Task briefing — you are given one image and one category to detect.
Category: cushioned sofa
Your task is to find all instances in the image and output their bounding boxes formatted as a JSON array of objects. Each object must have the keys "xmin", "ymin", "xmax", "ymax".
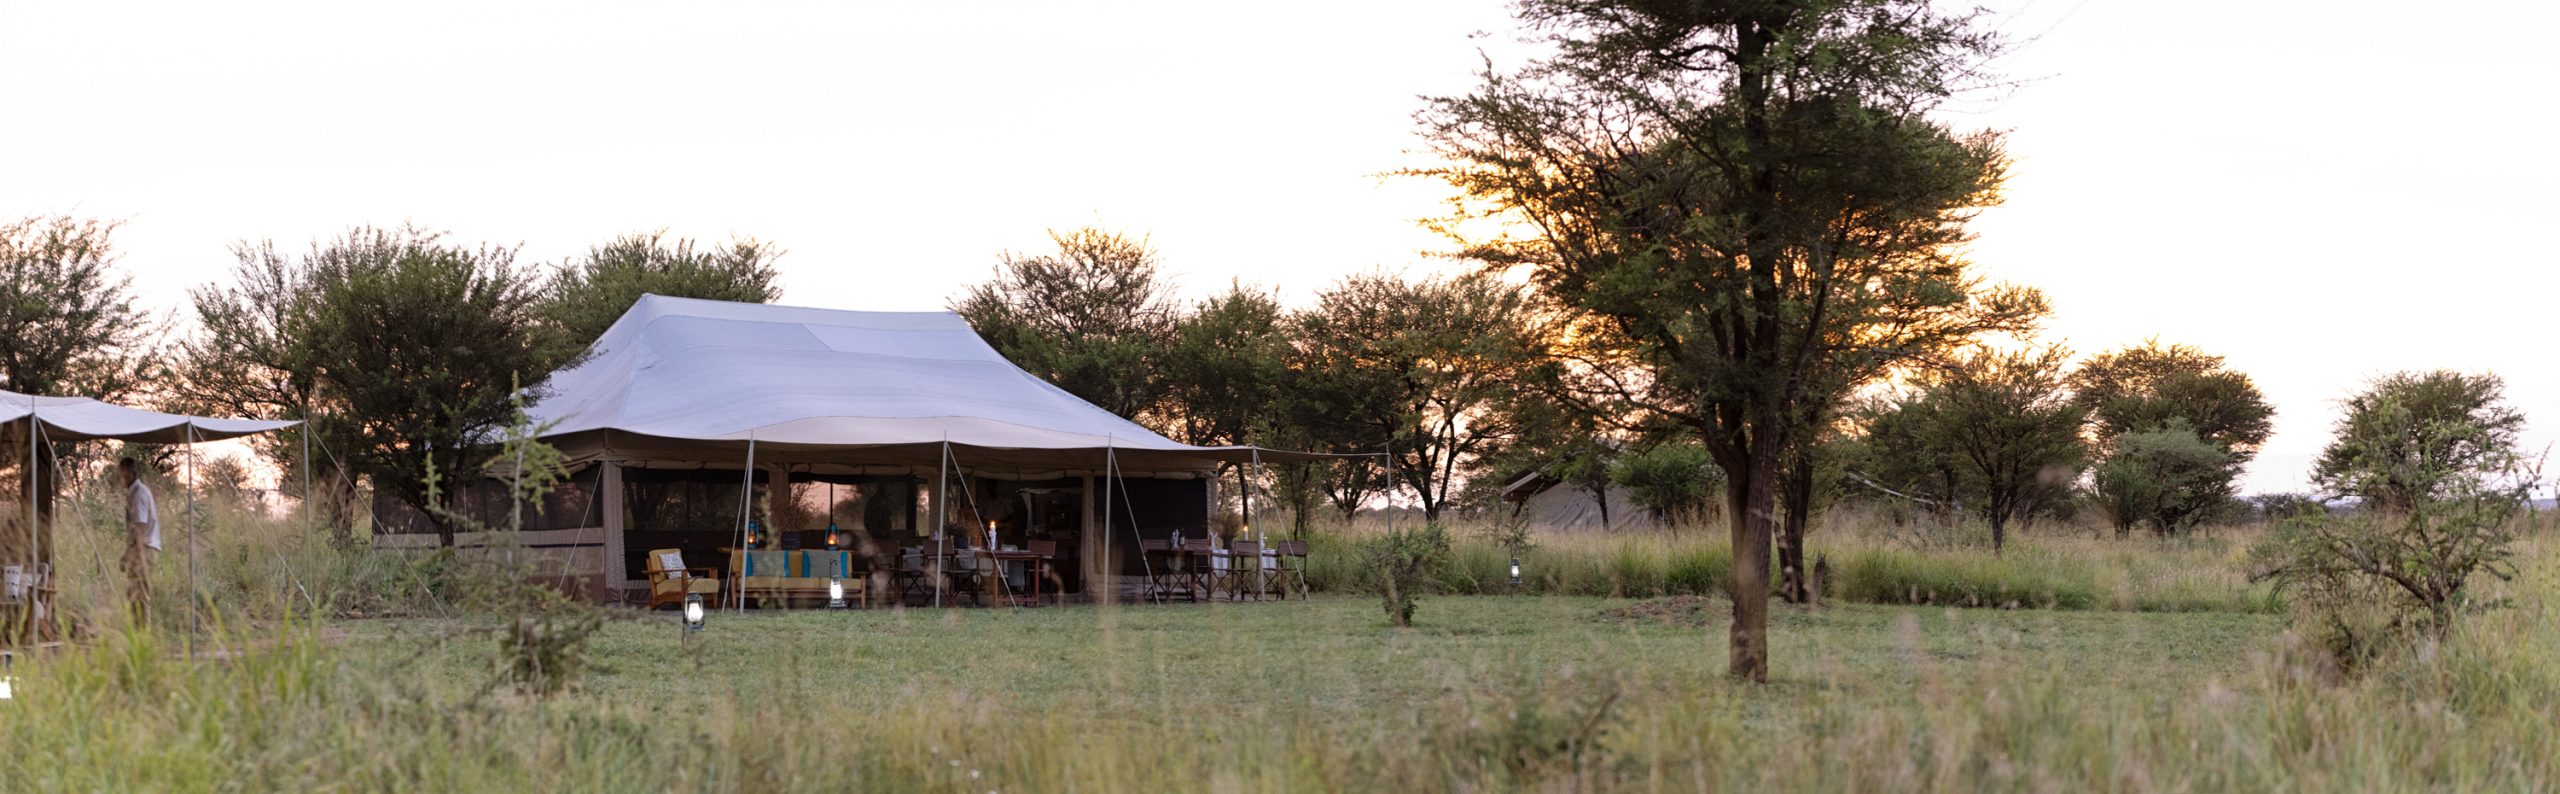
[{"xmin": 728, "ymin": 549, "xmax": 866, "ymax": 608}]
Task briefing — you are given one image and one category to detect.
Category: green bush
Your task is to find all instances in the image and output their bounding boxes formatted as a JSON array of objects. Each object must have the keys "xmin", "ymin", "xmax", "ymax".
[{"xmin": 1358, "ymin": 523, "xmax": 1453, "ymax": 625}]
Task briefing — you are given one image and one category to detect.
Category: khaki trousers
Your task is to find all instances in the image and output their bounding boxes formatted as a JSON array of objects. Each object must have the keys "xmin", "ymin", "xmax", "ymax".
[{"xmin": 122, "ymin": 539, "xmax": 154, "ymax": 622}]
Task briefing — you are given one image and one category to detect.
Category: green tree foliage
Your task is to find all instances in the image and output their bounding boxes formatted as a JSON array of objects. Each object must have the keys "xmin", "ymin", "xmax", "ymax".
[
  {"xmin": 2310, "ymin": 370, "xmax": 2524, "ymax": 513},
  {"xmin": 0, "ymin": 215, "xmax": 158, "ymax": 400},
  {"xmin": 1358, "ymin": 522, "xmax": 1453, "ymax": 626},
  {"xmin": 170, "ymin": 240, "xmax": 357, "ymax": 544},
  {"xmin": 2253, "ymin": 371, "xmax": 2537, "ymax": 665},
  {"xmin": 2070, "ymin": 340, "xmax": 2273, "ymax": 457},
  {"xmin": 182, "ymin": 225, "xmax": 566, "ymax": 547},
  {"xmin": 541, "ymin": 231, "xmax": 783, "ymax": 349},
  {"xmin": 1288, "ymin": 272, "xmax": 1558, "ymax": 521},
  {"xmin": 1414, "ymin": 0, "xmax": 2041, "ymax": 680},
  {"xmin": 1610, "ymin": 442, "xmax": 1720, "ymax": 527},
  {"xmin": 2089, "ymin": 423, "xmax": 2231, "ymax": 538},
  {"xmin": 1162, "ymin": 282, "xmax": 1289, "ymax": 450},
  {"xmin": 1162, "ymin": 283, "xmax": 1294, "ymax": 529},
  {"xmin": 2066, "ymin": 341, "xmax": 2268, "ymax": 538},
  {"xmin": 0, "ymin": 215, "xmax": 158, "ymax": 564},
  {"xmin": 1903, "ymin": 347, "xmax": 2085, "ymax": 553},
  {"xmin": 952, "ymin": 227, "xmax": 1180, "ymax": 423}
]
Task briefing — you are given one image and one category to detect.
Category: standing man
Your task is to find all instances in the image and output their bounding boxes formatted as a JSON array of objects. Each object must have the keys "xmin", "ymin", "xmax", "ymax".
[{"xmin": 118, "ymin": 457, "xmax": 160, "ymax": 621}]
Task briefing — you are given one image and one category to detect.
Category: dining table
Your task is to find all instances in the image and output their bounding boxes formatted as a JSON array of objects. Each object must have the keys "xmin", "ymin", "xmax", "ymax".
[{"xmin": 985, "ymin": 548, "xmax": 1056, "ymax": 606}]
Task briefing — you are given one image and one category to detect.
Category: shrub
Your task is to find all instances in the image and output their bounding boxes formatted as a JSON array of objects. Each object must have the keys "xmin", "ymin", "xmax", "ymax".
[
  {"xmin": 1358, "ymin": 523, "xmax": 1453, "ymax": 625},
  {"xmin": 1610, "ymin": 443, "xmax": 1720, "ymax": 526},
  {"xmin": 2251, "ymin": 371, "xmax": 2537, "ymax": 669}
]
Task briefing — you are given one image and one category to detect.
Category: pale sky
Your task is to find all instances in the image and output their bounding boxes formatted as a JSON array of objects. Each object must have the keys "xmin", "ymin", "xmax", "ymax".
[{"xmin": 5, "ymin": 0, "xmax": 2555, "ymax": 496}]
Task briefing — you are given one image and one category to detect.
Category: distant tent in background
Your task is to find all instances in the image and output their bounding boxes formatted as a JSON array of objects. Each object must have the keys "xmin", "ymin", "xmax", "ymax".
[
  {"xmin": 438, "ymin": 294, "xmax": 1331, "ymax": 605},
  {"xmin": 1499, "ymin": 469, "xmax": 1659, "ymax": 533},
  {"xmin": 4, "ymin": 389, "xmax": 299, "ymax": 639}
]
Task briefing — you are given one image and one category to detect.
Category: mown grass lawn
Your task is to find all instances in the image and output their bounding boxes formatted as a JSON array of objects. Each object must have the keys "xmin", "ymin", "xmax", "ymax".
[{"xmin": 354, "ymin": 594, "xmax": 2276, "ymax": 713}]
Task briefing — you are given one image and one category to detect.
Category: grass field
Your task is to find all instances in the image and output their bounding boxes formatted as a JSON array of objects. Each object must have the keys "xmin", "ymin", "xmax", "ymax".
[{"xmin": 3, "ymin": 490, "xmax": 2555, "ymax": 791}]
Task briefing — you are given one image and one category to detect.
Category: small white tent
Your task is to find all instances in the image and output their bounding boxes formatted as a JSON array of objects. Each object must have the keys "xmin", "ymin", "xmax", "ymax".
[{"xmin": 6, "ymin": 388, "xmax": 299, "ymax": 635}]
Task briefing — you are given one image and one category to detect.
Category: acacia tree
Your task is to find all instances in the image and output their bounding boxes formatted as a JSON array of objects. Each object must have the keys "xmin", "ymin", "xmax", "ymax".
[
  {"xmin": 952, "ymin": 227, "xmax": 1181, "ymax": 424},
  {"xmin": 2254, "ymin": 370, "xmax": 2537, "ymax": 655},
  {"xmin": 1, "ymin": 215, "xmax": 158, "ymax": 564},
  {"xmin": 2310, "ymin": 370, "xmax": 2524, "ymax": 513},
  {"xmin": 1415, "ymin": 0, "xmax": 2040, "ymax": 680},
  {"xmin": 542, "ymin": 231, "xmax": 783, "ymax": 348},
  {"xmin": 180, "ymin": 225, "xmax": 567, "ymax": 547},
  {"xmin": 1160, "ymin": 283, "xmax": 1294, "ymax": 525},
  {"xmin": 1908, "ymin": 347, "xmax": 2085, "ymax": 553},
  {"xmin": 1289, "ymin": 272, "xmax": 1557, "ymax": 522},
  {"xmin": 2090, "ymin": 423, "xmax": 2231, "ymax": 537},
  {"xmin": 171, "ymin": 240, "xmax": 352, "ymax": 544}
]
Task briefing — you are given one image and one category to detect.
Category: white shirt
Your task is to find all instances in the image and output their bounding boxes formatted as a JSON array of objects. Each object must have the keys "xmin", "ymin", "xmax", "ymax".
[{"xmin": 128, "ymin": 478, "xmax": 162, "ymax": 551}]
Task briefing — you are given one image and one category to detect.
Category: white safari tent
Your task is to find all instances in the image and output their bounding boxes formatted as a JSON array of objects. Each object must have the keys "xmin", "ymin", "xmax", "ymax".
[{"xmin": 387, "ymin": 294, "xmax": 1319, "ymax": 605}]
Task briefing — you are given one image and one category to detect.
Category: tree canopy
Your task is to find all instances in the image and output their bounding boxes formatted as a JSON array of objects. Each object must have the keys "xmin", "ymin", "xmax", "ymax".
[
  {"xmin": 1414, "ymin": 0, "xmax": 2037, "ymax": 681},
  {"xmin": 2311, "ymin": 370, "xmax": 2525, "ymax": 513},
  {"xmin": 953, "ymin": 227, "xmax": 1181, "ymax": 424},
  {"xmin": 541, "ymin": 231, "xmax": 783, "ymax": 350}
]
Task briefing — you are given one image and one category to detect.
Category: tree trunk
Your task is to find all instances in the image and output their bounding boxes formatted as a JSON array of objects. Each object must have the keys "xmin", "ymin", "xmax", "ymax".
[
  {"xmin": 1589, "ymin": 479, "xmax": 1612, "ymax": 532},
  {"xmin": 1728, "ymin": 444, "xmax": 1778, "ymax": 683},
  {"xmin": 1778, "ymin": 454, "xmax": 1813, "ymax": 604}
]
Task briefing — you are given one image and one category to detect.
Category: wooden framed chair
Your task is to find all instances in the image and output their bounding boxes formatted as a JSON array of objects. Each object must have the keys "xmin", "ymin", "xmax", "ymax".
[
  {"xmin": 1226, "ymin": 540, "xmax": 1266, "ymax": 601},
  {"xmin": 1137, "ymin": 539, "xmax": 1179, "ymax": 603},
  {"xmin": 1181, "ymin": 538, "xmax": 1218, "ymax": 601},
  {"xmin": 1275, "ymin": 540, "xmax": 1311, "ymax": 600},
  {"xmin": 1026, "ymin": 539, "xmax": 1062, "ymax": 605},
  {"xmin": 643, "ymin": 549, "xmax": 723, "ymax": 610}
]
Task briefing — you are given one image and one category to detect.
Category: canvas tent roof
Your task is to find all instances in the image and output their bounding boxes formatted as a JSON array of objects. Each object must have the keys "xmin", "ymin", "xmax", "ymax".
[
  {"xmin": 525, "ymin": 294, "xmax": 1328, "ymax": 473},
  {"xmin": 2, "ymin": 389, "xmax": 298, "ymax": 443}
]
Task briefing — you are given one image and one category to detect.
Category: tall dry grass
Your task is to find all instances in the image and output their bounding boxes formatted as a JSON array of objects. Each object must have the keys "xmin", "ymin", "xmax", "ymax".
[{"xmin": 1297, "ymin": 506, "xmax": 2273, "ymax": 613}]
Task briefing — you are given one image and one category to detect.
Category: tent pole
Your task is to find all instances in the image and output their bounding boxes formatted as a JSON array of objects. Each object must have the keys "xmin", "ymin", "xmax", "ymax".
[
  {"xmin": 26, "ymin": 395, "xmax": 39, "ymax": 600},
  {"xmin": 187, "ymin": 422, "xmax": 200, "ymax": 636},
  {"xmin": 301, "ymin": 421, "xmax": 313, "ymax": 545},
  {"xmin": 735, "ymin": 434, "xmax": 757, "ymax": 615},
  {"xmin": 935, "ymin": 439, "xmax": 948, "ymax": 609},
  {"xmin": 1250, "ymin": 448, "xmax": 1262, "ymax": 545},
  {"xmin": 1102, "ymin": 439, "xmax": 1114, "ymax": 605},
  {"xmin": 25, "ymin": 394, "xmax": 36, "ymax": 575}
]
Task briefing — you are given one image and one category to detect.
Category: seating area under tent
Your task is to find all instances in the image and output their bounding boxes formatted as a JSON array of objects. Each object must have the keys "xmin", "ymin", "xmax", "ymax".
[
  {"xmin": 377, "ymin": 294, "xmax": 1327, "ymax": 609},
  {"xmin": 3, "ymin": 389, "xmax": 298, "ymax": 643}
]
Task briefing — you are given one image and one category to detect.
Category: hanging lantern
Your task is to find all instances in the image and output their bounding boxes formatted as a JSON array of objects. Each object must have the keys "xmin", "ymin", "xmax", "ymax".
[
  {"xmin": 683, "ymin": 593, "xmax": 706, "ymax": 632},
  {"xmin": 746, "ymin": 518, "xmax": 764, "ymax": 548},
  {"xmin": 826, "ymin": 522, "xmax": 844, "ymax": 550}
]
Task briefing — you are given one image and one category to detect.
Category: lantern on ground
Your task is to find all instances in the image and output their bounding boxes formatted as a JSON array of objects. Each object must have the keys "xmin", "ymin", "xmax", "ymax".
[
  {"xmin": 828, "ymin": 578, "xmax": 847, "ymax": 610},
  {"xmin": 1, "ymin": 650, "xmax": 14, "ymax": 701},
  {"xmin": 683, "ymin": 593, "xmax": 706, "ymax": 632},
  {"xmin": 1509, "ymin": 556, "xmax": 1522, "ymax": 588}
]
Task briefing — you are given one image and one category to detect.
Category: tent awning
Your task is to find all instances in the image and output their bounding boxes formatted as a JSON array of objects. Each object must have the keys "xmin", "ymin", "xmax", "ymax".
[{"xmin": 3, "ymin": 389, "xmax": 299, "ymax": 443}]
